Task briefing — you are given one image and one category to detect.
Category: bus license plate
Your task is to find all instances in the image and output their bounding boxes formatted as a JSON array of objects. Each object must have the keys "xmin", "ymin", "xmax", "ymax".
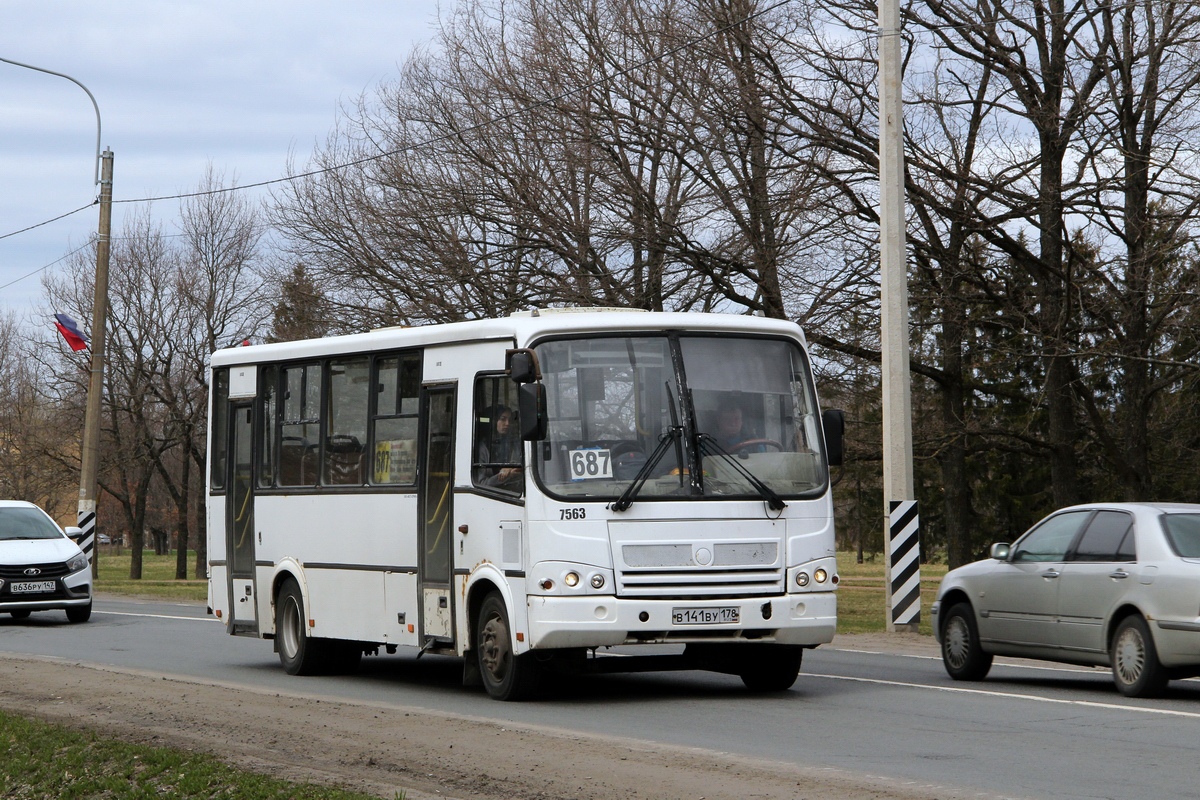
[
  {"xmin": 11, "ymin": 581, "xmax": 55, "ymax": 594},
  {"xmin": 673, "ymin": 606, "xmax": 739, "ymax": 625}
]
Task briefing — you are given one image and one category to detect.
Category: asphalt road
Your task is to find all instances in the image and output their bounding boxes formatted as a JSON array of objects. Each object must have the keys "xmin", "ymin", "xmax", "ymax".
[{"xmin": 3, "ymin": 596, "xmax": 1198, "ymax": 799}]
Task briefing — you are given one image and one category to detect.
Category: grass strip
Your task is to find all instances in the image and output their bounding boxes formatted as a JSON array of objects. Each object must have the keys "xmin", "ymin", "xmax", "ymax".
[{"xmin": 0, "ymin": 709, "xmax": 392, "ymax": 800}]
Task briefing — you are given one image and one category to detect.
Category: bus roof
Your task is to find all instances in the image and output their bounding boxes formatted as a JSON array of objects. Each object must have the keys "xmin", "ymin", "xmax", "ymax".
[{"xmin": 210, "ymin": 309, "xmax": 808, "ymax": 367}]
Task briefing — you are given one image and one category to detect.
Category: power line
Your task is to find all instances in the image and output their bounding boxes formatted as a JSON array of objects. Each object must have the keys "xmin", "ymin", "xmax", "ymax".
[
  {"xmin": 0, "ymin": 201, "xmax": 95, "ymax": 242},
  {"xmin": 0, "ymin": 239, "xmax": 94, "ymax": 293}
]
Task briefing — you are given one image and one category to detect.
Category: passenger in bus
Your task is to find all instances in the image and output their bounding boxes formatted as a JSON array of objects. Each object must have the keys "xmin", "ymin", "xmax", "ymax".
[{"xmin": 476, "ymin": 405, "xmax": 523, "ymax": 489}]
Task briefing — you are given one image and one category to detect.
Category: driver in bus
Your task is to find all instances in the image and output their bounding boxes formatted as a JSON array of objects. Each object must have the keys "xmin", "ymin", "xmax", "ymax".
[
  {"xmin": 712, "ymin": 400, "xmax": 764, "ymax": 453},
  {"xmin": 476, "ymin": 405, "xmax": 523, "ymax": 489}
]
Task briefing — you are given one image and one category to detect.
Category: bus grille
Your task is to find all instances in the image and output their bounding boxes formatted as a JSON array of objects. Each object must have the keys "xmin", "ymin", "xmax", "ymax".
[
  {"xmin": 614, "ymin": 539, "xmax": 783, "ymax": 597},
  {"xmin": 616, "ymin": 567, "xmax": 783, "ymax": 598}
]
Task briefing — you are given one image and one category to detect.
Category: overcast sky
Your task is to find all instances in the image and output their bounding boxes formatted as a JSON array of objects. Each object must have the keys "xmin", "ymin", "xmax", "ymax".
[{"xmin": 0, "ymin": 1, "xmax": 445, "ymax": 322}]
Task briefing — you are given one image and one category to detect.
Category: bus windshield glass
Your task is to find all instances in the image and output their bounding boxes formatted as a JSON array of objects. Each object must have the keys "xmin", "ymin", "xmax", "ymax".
[{"xmin": 532, "ymin": 334, "xmax": 828, "ymax": 502}]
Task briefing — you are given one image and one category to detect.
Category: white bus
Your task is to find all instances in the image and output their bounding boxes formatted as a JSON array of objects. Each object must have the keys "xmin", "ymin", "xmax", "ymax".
[{"xmin": 206, "ymin": 309, "xmax": 843, "ymax": 700}]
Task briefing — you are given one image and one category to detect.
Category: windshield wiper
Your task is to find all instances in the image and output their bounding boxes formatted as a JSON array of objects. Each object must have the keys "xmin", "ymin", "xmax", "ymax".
[
  {"xmin": 610, "ymin": 425, "xmax": 682, "ymax": 512},
  {"xmin": 612, "ymin": 380, "xmax": 688, "ymax": 512},
  {"xmin": 696, "ymin": 434, "xmax": 787, "ymax": 512}
]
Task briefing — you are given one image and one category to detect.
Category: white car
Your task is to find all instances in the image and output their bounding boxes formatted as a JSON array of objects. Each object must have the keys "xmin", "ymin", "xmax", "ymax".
[
  {"xmin": 932, "ymin": 502, "xmax": 1200, "ymax": 697},
  {"xmin": 0, "ymin": 500, "xmax": 93, "ymax": 622}
]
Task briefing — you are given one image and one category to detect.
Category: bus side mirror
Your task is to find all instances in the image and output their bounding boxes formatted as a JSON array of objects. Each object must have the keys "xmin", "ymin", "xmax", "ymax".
[
  {"xmin": 822, "ymin": 409, "xmax": 845, "ymax": 467},
  {"xmin": 507, "ymin": 349, "xmax": 540, "ymax": 384},
  {"xmin": 518, "ymin": 383, "xmax": 548, "ymax": 441}
]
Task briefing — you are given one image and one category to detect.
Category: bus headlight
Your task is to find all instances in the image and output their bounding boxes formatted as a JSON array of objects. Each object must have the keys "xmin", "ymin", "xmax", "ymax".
[
  {"xmin": 795, "ymin": 572, "xmax": 810, "ymax": 587},
  {"xmin": 814, "ymin": 568, "xmax": 828, "ymax": 584},
  {"xmin": 564, "ymin": 572, "xmax": 580, "ymax": 588},
  {"xmin": 590, "ymin": 573, "xmax": 605, "ymax": 589}
]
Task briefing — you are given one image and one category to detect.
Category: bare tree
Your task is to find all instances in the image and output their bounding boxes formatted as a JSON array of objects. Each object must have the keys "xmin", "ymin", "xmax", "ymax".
[{"xmin": 0, "ymin": 311, "xmax": 78, "ymax": 514}]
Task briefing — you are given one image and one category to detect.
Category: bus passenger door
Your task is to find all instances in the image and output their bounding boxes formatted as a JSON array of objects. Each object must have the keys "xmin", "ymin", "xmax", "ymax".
[
  {"xmin": 418, "ymin": 385, "xmax": 456, "ymax": 648},
  {"xmin": 226, "ymin": 401, "xmax": 258, "ymax": 634}
]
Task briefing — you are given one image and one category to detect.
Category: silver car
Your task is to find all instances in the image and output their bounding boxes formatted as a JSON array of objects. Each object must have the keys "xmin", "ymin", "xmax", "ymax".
[
  {"xmin": 932, "ymin": 502, "xmax": 1200, "ymax": 697},
  {"xmin": 0, "ymin": 500, "xmax": 93, "ymax": 622}
]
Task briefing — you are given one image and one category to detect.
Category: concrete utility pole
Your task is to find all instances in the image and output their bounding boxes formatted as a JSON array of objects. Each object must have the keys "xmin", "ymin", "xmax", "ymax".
[
  {"xmin": 878, "ymin": 0, "xmax": 921, "ymax": 632},
  {"xmin": 79, "ymin": 148, "xmax": 113, "ymax": 578}
]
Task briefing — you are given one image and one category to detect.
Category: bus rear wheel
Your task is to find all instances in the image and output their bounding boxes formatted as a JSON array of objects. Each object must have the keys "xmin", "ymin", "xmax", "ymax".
[
  {"xmin": 277, "ymin": 579, "xmax": 325, "ymax": 675},
  {"xmin": 476, "ymin": 592, "xmax": 539, "ymax": 701}
]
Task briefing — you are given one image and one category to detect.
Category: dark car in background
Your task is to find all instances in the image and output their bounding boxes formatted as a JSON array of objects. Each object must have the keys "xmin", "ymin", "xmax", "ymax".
[
  {"xmin": 932, "ymin": 503, "xmax": 1200, "ymax": 697},
  {"xmin": 0, "ymin": 500, "xmax": 92, "ymax": 622}
]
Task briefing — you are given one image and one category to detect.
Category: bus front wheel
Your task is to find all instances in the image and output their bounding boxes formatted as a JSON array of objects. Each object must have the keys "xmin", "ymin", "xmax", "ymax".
[
  {"xmin": 476, "ymin": 592, "xmax": 539, "ymax": 701},
  {"xmin": 739, "ymin": 645, "xmax": 803, "ymax": 692}
]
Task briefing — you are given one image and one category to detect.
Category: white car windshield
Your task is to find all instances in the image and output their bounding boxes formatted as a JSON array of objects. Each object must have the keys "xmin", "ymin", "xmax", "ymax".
[
  {"xmin": 532, "ymin": 333, "xmax": 828, "ymax": 503},
  {"xmin": 0, "ymin": 507, "xmax": 64, "ymax": 541}
]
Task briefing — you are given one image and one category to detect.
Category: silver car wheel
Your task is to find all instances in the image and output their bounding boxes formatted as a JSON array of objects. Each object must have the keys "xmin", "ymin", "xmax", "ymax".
[
  {"xmin": 1114, "ymin": 625, "xmax": 1147, "ymax": 686},
  {"xmin": 944, "ymin": 615, "xmax": 971, "ymax": 671}
]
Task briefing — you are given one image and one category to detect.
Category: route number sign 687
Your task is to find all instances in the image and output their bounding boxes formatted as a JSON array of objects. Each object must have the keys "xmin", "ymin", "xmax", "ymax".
[{"xmin": 569, "ymin": 448, "xmax": 612, "ymax": 480}]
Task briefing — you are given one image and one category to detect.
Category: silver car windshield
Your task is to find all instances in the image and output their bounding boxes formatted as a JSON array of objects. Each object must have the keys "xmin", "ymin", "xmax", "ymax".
[
  {"xmin": 532, "ymin": 334, "xmax": 828, "ymax": 502},
  {"xmin": 1162, "ymin": 514, "xmax": 1200, "ymax": 558},
  {"xmin": 0, "ymin": 508, "xmax": 64, "ymax": 541}
]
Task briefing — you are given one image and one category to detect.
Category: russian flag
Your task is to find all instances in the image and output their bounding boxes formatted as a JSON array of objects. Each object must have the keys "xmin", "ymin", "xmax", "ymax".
[{"xmin": 54, "ymin": 314, "xmax": 89, "ymax": 352}]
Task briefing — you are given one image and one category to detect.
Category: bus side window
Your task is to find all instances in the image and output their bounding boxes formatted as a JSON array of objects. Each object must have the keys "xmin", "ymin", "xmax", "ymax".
[
  {"xmin": 371, "ymin": 353, "xmax": 420, "ymax": 485},
  {"xmin": 473, "ymin": 374, "xmax": 523, "ymax": 494},
  {"xmin": 279, "ymin": 363, "xmax": 321, "ymax": 487},
  {"xmin": 257, "ymin": 365, "xmax": 277, "ymax": 487},
  {"xmin": 210, "ymin": 368, "xmax": 229, "ymax": 491},
  {"xmin": 324, "ymin": 357, "xmax": 369, "ymax": 485}
]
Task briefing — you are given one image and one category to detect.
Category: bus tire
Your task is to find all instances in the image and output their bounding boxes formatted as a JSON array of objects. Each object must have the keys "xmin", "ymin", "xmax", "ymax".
[
  {"xmin": 276, "ymin": 578, "xmax": 326, "ymax": 676},
  {"xmin": 476, "ymin": 592, "xmax": 539, "ymax": 701},
  {"xmin": 739, "ymin": 645, "xmax": 803, "ymax": 692}
]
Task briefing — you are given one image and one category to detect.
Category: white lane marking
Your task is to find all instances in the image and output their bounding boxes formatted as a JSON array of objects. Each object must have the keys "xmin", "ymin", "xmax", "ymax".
[
  {"xmin": 804, "ymin": 672, "xmax": 1200, "ymax": 719},
  {"xmin": 94, "ymin": 610, "xmax": 219, "ymax": 623},
  {"xmin": 831, "ymin": 645, "xmax": 1200, "ymax": 681},
  {"xmin": 833, "ymin": 646, "xmax": 1101, "ymax": 674}
]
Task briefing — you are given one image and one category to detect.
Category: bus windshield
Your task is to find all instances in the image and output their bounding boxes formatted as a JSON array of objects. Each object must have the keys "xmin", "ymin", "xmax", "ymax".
[{"xmin": 532, "ymin": 334, "xmax": 828, "ymax": 502}]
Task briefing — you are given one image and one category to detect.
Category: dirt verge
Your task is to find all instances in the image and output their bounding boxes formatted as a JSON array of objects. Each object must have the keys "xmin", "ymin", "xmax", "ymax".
[{"xmin": 0, "ymin": 640, "xmax": 970, "ymax": 800}]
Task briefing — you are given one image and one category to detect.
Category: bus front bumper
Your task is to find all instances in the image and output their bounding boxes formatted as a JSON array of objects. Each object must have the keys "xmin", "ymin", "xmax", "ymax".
[{"xmin": 525, "ymin": 592, "xmax": 836, "ymax": 650}]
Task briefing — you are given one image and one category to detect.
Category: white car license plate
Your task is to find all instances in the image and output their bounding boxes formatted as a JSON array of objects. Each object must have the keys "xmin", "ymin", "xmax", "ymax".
[
  {"xmin": 11, "ymin": 580, "xmax": 56, "ymax": 594},
  {"xmin": 673, "ymin": 606, "xmax": 739, "ymax": 625}
]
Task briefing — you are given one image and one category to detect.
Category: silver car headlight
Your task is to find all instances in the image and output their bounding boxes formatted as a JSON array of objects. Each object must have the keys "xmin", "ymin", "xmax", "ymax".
[{"xmin": 66, "ymin": 553, "xmax": 89, "ymax": 574}]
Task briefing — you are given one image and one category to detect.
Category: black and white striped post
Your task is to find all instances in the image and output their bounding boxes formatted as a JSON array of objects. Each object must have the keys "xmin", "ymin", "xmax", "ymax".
[
  {"xmin": 879, "ymin": 0, "xmax": 920, "ymax": 632},
  {"xmin": 76, "ymin": 502, "xmax": 97, "ymax": 564},
  {"xmin": 888, "ymin": 500, "xmax": 921, "ymax": 627}
]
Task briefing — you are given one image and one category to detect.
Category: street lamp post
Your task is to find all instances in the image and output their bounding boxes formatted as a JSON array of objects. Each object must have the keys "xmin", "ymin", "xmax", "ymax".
[{"xmin": 0, "ymin": 56, "xmax": 112, "ymax": 576}]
